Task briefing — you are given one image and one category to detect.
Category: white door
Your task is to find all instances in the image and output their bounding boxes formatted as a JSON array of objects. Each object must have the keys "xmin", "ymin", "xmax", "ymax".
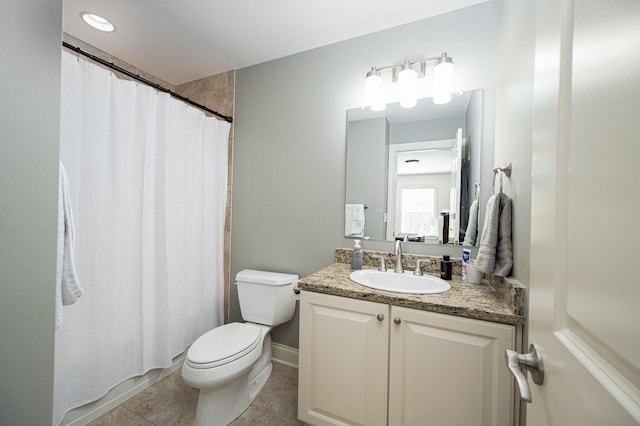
[{"xmin": 526, "ymin": 0, "xmax": 640, "ymax": 424}]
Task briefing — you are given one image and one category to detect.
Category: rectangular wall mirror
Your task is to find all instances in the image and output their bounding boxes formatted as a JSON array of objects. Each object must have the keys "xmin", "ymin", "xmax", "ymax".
[{"xmin": 345, "ymin": 89, "xmax": 484, "ymax": 245}]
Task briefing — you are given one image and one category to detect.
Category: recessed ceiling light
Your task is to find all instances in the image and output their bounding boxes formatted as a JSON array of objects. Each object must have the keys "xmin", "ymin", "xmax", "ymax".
[{"xmin": 80, "ymin": 12, "xmax": 115, "ymax": 32}]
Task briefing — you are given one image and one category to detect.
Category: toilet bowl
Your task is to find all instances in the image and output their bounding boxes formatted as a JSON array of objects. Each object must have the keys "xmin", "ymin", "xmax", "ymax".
[{"xmin": 182, "ymin": 269, "xmax": 298, "ymax": 426}]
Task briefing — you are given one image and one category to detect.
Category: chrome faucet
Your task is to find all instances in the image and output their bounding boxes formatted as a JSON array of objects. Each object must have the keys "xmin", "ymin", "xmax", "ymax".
[{"xmin": 394, "ymin": 240, "xmax": 404, "ymax": 273}]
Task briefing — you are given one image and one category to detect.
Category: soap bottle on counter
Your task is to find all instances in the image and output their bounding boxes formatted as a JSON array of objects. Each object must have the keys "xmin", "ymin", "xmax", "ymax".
[
  {"xmin": 440, "ymin": 255, "xmax": 452, "ymax": 280},
  {"xmin": 351, "ymin": 239, "xmax": 363, "ymax": 270}
]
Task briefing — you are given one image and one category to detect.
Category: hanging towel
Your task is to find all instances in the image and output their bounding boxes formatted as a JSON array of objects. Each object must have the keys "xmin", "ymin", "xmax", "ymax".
[
  {"xmin": 493, "ymin": 193, "xmax": 513, "ymax": 276},
  {"xmin": 475, "ymin": 193, "xmax": 513, "ymax": 276},
  {"xmin": 475, "ymin": 194, "xmax": 499, "ymax": 274},
  {"xmin": 55, "ymin": 162, "xmax": 83, "ymax": 328},
  {"xmin": 345, "ymin": 204, "xmax": 365, "ymax": 237},
  {"xmin": 463, "ymin": 199, "xmax": 479, "ymax": 246}
]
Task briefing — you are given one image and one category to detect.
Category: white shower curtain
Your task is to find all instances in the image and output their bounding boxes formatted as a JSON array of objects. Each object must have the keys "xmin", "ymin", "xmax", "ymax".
[{"xmin": 53, "ymin": 51, "xmax": 229, "ymax": 424}]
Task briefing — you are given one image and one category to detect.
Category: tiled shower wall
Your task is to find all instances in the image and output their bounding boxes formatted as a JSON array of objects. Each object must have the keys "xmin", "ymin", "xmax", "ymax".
[{"xmin": 62, "ymin": 34, "xmax": 235, "ymax": 321}]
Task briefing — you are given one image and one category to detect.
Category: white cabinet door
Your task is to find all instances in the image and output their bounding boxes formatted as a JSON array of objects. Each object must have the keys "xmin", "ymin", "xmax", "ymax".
[
  {"xmin": 299, "ymin": 292, "xmax": 389, "ymax": 426},
  {"xmin": 388, "ymin": 307, "xmax": 515, "ymax": 426}
]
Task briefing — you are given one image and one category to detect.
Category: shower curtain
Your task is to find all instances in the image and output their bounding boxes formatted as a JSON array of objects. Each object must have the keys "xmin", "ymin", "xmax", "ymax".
[{"xmin": 53, "ymin": 51, "xmax": 229, "ymax": 424}]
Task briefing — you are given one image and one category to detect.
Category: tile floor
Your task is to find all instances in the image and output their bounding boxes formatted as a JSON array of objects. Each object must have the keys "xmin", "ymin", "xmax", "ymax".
[{"xmin": 89, "ymin": 362, "xmax": 303, "ymax": 426}]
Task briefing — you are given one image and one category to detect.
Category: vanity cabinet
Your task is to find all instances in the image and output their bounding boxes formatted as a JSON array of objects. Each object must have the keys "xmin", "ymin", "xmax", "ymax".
[{"xmin": 298, "ymin": 291, "xmax": 516, "ymax": 426}]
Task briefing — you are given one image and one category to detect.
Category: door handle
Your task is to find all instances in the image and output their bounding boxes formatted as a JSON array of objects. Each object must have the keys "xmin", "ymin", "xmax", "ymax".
[{"xmin": 505, "ymin": 344, "xmax": 544, "ymax": 403}]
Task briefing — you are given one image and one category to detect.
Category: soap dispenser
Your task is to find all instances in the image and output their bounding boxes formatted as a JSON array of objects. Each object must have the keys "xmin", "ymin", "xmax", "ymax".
[
  {"xmin": 351, "ymin": 240, "xmax": 363, "ymax": 270},
  {"xmin": 440, "ymin": 255, "xmax": 452, "ymax": 280}
]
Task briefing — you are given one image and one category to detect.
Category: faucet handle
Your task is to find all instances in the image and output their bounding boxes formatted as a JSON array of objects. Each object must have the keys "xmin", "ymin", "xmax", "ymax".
[
  {"xmin": 413, "ymin": 258, "xmax": 429, "ymax": 276},
  {"xmin": 372, "ymin": 254, "xmax": 387, "ymax": 272}
]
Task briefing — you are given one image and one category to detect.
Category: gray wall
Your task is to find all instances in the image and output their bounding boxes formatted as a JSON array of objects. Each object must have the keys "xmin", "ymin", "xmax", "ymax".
[
  {"xmin": 494, "ymin": 0, "xmax": 536, "ymax": 284},
  {"xmin": 391, "ymin": 116, "xmax": 465, "ymax": 144},
  {"xmin": 346, "ymin": 117, "xmax": 389, "ymax": 240},
  {"xmin": 465, "ymin": 90, "xmax": 484, "ymax": 222},
  {"xmin": 493, "ymin": 4, "xmax": 536, "ymax": 421},
  {"xmin": 232, "ymin": 2, "xmax": 498, "ymax": 348},
  {"xmin": 0, "ymin": 0, "xmax": 62, "ymax": 423},
  {"xmin": 466, "ymin": 90, "xmax": 484, "ymax": 192}
]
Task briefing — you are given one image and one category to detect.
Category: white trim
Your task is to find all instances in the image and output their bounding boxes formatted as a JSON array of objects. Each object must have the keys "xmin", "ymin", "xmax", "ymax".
[
  {"xmin": 61, "ymin": 353, "xmax": 186, "ymax": 426},
  {"xmin": 271, "ymin": 342, "xmax": 299, "ymax": 368},
  {"xmin": 555, "ymin": 328, "xmax": 640, "ymax": 423}
]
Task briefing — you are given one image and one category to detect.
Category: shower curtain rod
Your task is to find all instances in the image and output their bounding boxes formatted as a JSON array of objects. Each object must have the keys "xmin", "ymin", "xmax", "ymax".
[{"xmin": 62, "ymin": 42, "xmax": 233, "ymax": 123}]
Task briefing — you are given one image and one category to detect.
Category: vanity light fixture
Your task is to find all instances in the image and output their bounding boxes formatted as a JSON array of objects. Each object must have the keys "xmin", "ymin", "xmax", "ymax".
[
  {"xmin": 80, "ymin": 12, "xmax": 115, "ymax": 32},
  {"xmin": 364, "ymin": 52, "xmax": 454, "ymax": 110}
]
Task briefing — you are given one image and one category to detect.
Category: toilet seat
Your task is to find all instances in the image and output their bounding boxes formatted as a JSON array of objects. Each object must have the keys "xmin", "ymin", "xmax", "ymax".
[{"xmin": 186, "ymin": 323, "xmax": 262, "ymax": 369}]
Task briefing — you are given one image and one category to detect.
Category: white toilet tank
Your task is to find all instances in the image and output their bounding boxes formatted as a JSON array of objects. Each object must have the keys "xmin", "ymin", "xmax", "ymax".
[{"xmin": 236, "ymin": 269, "xmax": 298, "ymax": 326}]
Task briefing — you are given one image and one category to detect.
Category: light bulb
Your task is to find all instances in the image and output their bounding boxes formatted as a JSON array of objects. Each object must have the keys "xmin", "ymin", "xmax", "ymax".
[
  {"xmin": 398, "ymin": 61, "xmax": 417, "ymax": 108},
  {"xmin": 433, "ymin": 53, "xmax": 453, "ymax": 104},
  {"xmin": 365, "ymin": 68, "xmax": 385, "ymax": 111}
]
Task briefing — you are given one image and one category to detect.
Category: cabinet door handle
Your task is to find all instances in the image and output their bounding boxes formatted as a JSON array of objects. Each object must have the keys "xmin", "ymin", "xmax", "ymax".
[
  {"xmin": 505, "ymin": 344, "xmax": 545, "ymax": 403},
  {"xmin": 376, "ymin": 313, "xmax": 384, "ymax": 321},
  {"xmin": 393, "ymin": 317, "xmax": 401, "ymax": 325}
]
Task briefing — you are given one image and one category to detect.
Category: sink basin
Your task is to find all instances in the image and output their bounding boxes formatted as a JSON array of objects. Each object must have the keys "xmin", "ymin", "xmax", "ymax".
[{"xmin": 349, "ymin": 269, "xmax": 451, "ymax": 294}]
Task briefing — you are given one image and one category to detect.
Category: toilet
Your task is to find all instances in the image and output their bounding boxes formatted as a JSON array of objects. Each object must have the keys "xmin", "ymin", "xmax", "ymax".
[{"xmin": 182, "ymin": 269, "xmax": 298, "ymax": 426}]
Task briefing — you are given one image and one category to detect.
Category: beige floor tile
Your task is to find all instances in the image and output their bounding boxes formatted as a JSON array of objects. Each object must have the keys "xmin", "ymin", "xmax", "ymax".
[
  {"xmin": 92, "ymin": 362, "xmax": 300, "ymax": 426},
  {"xmin": 122, "ymin": 372, "xmax": 198, "ymax": 424},
  {"xmin": 271, "ymin": 392, "xmax": 304, "ymax": 426},
  {"xmin": 88, "ymin": 406, "xmax": 154, "ymax": 426},
  {"xmin": 228, "ymin": 404, "xmax": 276, "ymax": 426}
]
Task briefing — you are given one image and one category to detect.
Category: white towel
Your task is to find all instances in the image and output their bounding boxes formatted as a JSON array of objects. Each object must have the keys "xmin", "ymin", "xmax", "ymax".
[
  {"xmin": 345, "ymin": 204, "xmax": 365, "ymax": 237},
  {"xmin": 462, "ymin": 199, "xmax": 479, "ymax": 246},
  {"xmin": 475, "ymin": 193, "xmax": 512, "ymax": 276},
  {"xmin": 55, "ymin": 162, "xmax": 83, "ymax": 328}
]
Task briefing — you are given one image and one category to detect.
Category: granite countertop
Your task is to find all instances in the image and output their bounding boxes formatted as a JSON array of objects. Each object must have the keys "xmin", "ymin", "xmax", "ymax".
[{"xmin": 298, "ymin": 254, "xmax": 525, "ymax": 326}]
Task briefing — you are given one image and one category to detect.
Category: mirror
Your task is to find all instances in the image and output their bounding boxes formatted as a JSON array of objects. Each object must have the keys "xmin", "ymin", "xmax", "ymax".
[{"xmin": 345, "ymin": 90, "xmax": 483, "ymax": 245}]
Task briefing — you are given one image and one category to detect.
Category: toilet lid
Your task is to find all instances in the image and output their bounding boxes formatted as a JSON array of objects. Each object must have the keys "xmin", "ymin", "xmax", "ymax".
[{"xmin": 186, "ymin": 322, "xmax": 261, "ymax": 369}]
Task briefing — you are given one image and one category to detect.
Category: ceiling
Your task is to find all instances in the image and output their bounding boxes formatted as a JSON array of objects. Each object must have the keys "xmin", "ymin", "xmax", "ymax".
[{"xmin": 62, "ymin": 0, "xmax": 488, "ymax": 86}]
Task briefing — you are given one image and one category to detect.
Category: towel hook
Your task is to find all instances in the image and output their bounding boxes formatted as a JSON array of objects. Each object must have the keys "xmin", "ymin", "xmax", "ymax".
[
  {"xmin": 493, "ymin": 161, "xmax": 512, "ymax": 177},
  {"xmin": 492, "ymin": 161, "xmax": 512, "ymax": 194}
]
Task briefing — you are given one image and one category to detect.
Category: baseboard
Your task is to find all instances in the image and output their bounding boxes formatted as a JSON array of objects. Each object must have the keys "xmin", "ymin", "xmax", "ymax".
[
  {"xmin": 271, "ymin": 342, "xmax": 299, "ymax": 368},
  {"xmin": 61, "ymin": 353, "xmax": 186, "ymax": 426}
]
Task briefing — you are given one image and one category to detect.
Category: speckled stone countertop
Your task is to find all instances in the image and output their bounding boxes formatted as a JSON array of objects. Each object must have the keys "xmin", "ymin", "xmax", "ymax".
[{"xmin": 298, "ymin": 249, "xmax": 525, "ymax": 326}]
